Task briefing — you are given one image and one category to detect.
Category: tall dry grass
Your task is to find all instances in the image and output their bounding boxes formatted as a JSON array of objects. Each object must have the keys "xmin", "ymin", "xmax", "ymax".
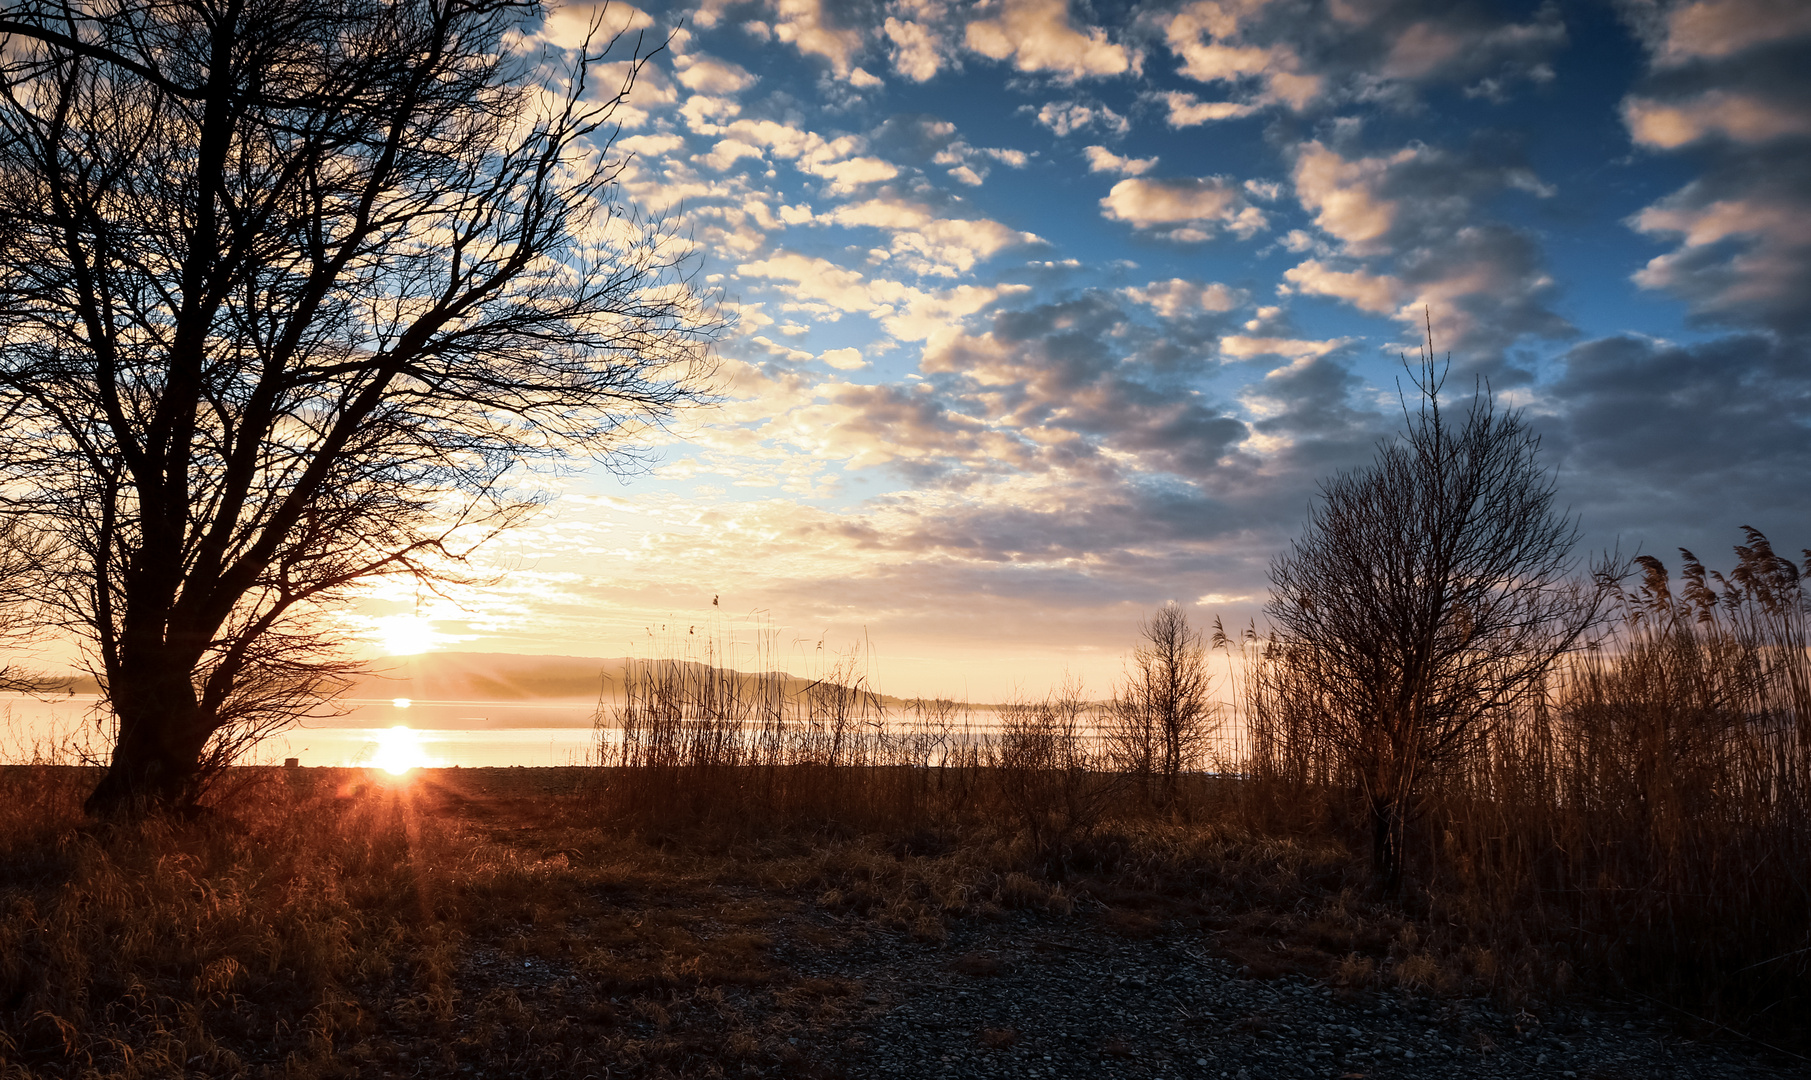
[
  {"xmin": 0, "ymin": 766, "xmax": 467, "ymax": 1078},
  {"xmin": 1243, "ymin": 530, "xmax": 1811, "ymax": 1029}
]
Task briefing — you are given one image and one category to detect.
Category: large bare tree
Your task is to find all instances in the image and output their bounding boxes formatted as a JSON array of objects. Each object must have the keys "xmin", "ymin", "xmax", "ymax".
[
  {"xmin": 0, "ymin": 0, "xmax": 715, "ymax": 814},
  {"xmin": 1264, "ymin": 336, "xmax": 1614, "ymax": 893}
]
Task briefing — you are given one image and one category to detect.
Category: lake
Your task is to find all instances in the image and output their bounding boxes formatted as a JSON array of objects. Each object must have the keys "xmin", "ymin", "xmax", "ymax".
[
  {"xmin": 1, "ymin": 694, "xmax": 1249, "ymax": 771},
  {"xmin": 1, "ymin": 694, "xmax": 603, "ymax": 768}
]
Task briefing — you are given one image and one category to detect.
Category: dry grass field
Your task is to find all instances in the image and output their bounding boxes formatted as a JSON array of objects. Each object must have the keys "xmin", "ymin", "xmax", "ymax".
[
  {"xmin": 1, "ymin": 752, "xmax": 1806, "ymax": 1079},
  {"xmin": 3, "ymin": 539, "xmax": 1808, "ymax": 1078}
]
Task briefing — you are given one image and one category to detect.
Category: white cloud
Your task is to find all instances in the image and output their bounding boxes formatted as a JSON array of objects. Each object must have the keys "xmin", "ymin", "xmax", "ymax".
[
  {"xmin": 1160, "ymin": 1, "xmax": 1320, "ymax": 110},
  {"xmin": 675, "ymin": 55, "xmax": 758, "ymax": 95},
  {"xmin": 1219, "ymin": 335, "xmax": 1347, "ymax": 360},
  {"xmin": 1083, "ymin": 145, "xmax": 1158, "ymax": 176},
  {"xmin": 617, "ymin": 132, "xmax": 685, "ymax": 158},
  {"xmin": 1624, "ymin": 91, "xmax": 1811, "ymax": 148},
  {"xmin": 736, "ymin": 253, "xmax": 1024, "ymax": 340},
  {"xmin": 1031, "ymin": 99, "xmax": 1129, "ymax": 137},
  {"xmin": 771, "ymin": 0, "xmax": 868, "ymax": 77},
  {"xmin": 1632, "ymin": 191, "xmax": 1811, "ymax": 304},
  {"xmin": 1159, "ymin": 90, "xmax": 1261, "ymax": 126},
  {"xmin": 885, "ymin": 16, "xmax": 947, "ymax": 82},
  {"xmin": 1647, "ymin": 0, "xmax": 1811, "ymax": 66},
  {"xmin": 701, "ymin": 138, "xmax": 764, "ymax": 171},
  {"xmin": 1099, "ymin": 177, "xmax": 1268, "ymax": 240},
  {"xmin": 739, "ymin": 253, "xmax": 875, "ymax": 313},
  {"xmin": 1281, "ymin": 259, "xmax": 1403, "ymax": 314},
  {"xmin": 537, "ymin": 2, "xmax": 653, "ymax": 50},
  {"xmin": 1291, "ymin": 140, "xmax": 1411, "ymax": 254},
  {"xmin": 827, "ymin": 198, "xmax": 1038, "ymax": 275},
  {"xmin": 820, "ymin": 347, "xmax": 870, "ymax": 370},
  {"xmin": 811, "ymin": 156, "xmax": 899, "ymax": 193},
  {"xmin": 965, "ymin": 0, "xmax": 1136, "ymax": 80},
  {"xmin": 1122, "ymin": 278, "xmax": 1243, "ymax": 318}
]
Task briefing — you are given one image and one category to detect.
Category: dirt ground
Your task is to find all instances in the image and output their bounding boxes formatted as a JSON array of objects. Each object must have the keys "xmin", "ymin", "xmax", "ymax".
[{"xmin": 2, "ymin": 766, "xmax": 1805, "ymax": 1079}]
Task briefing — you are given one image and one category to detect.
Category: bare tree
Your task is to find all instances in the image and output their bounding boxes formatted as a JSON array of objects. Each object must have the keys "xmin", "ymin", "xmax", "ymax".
[
  {"xmin": 0, "ymin": 514, "xmax": 53, "ymax": 693},
  {"xmin": 1264, "ymin": 331, "xmax": 1614, "ymax": 893},
  {"xmin": 0, "ymin": 0, "xmax": 716, "ymax": 814},
  {"xmin": 1106, "ymin": 602, "xmax": 1216, "ymax": 804}
]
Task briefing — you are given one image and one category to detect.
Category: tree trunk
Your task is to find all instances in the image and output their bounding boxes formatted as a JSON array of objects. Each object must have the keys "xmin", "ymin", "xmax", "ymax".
[
  {"xmin": 1370, "ymin": 797, "xmax": 1406, "ymax": 897},
  {"xmin": 84, "ymin": 656, "xmax": 214, "ymax": 816}
]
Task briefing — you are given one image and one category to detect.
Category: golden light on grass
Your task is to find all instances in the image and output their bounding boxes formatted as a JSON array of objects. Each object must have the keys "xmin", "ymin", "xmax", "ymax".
[{"xmin": 373, "ymin": 725, "xmax": 431, "ymax": 776}]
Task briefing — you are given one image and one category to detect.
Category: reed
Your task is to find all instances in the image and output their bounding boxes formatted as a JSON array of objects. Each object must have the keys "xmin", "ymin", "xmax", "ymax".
[{"xmin": 1242, "ymin": 529, "xmax": 1811, "ymax": 1031}]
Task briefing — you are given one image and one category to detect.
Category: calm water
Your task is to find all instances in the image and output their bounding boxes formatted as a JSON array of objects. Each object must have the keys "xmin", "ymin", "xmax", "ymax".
[
  {"xmin": 0, "ymin": 694, "xmax": 601, "ymax": 768},
  {"xmin": 1, "ymin": 694, "xmax": 1247, "ymax": 769}
]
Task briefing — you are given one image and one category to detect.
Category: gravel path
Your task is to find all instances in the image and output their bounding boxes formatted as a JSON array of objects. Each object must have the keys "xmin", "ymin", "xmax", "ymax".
[{"xmin": 787, "ymin": 914, "xmax": 1806, "ymax": 1080}]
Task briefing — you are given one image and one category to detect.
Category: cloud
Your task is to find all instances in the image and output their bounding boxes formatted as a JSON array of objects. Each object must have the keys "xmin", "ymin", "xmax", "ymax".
[
  {"xmin": 681, "ymin": 115, "xmax": 903, "ymax": 192},
  {"xmin": 1153, "ymin": 0, "xmax": 1567, "ymax": 114},
  {"xmin": 1121, "ymin": 278, "xmax": 1243, "ymax": 319},
  {"xmin": 826, "ymin": 198, "xmax": 1039, "ymax": 275},
  {"xmin": 1640, "ymin": 0, "xmax": 1811, "ymax": 66},
  {"xmin": 1281, "ymin": 259, "xmax": 1403, "ymax": 314},
  {"xmin": 739, "ymin": 252, "xmax": 875, "ymax": 313},
  {"xmin": 535, "ymin": 2, "xmax": 653, "ymax": 50},
  {"xmin": 819, "ymin": 347, "xmax": 869, "ymax": 370},
  {"xmin": 1291, "ymin": 141, "xmax": 1411, "ymax": 253},
  {"xmin": 701, "ymin": 137, "xmax": 764, "ymax": 171},
  {"xmin": 1549, "ymin": 332, "xmax": 1811, "ymax": 551},
  {"xmin": 1624, "ymin": 91, "xmax": 1811, "ymax": 148},
  {"xmin": 811, "ymin": 155, "xmax": 900, "ymax": 192},
  {"xmin": 1630, "ymin": 181, "xmax": 1811, "ymax": 334},
  {"xmin": 1099, "ymin": 177, "xmax": 1268, "ymax": 240},
  {"xmin": 1161, "ymin": 1, "xmax": 1319, "ymax": 109},
  {"xmin": 1157, "ymin": 90, "xmax": 1261, "ymax": 126},
  {"xmin": 735, "ymin": 253, "xmax": 1025, "ymax": 341},
  {"xmin": 1619, "ymin": 0, "xmax": 1811, "ymax": 336},
  {"xmin": 1083, "ymin": 145, "xmax": 1158, "ymax": 176},
  {"xmin": 915, "ymin": 295, "xmax": 1255, "ymax": 481},
  {"xmin": 1287, "ymin": 139, "xmax": 1571, "ymax": 367},
  {"xmin": 675, "ymin": 55, "xmax": 758, "ymax": 94},
  {"xmin": 770, "ymin": 0, "xmax": 869, "ymax": 78},
  {"xmin": 885, "ymin": 14, "xmax": 949, "ymax": 81},
  {"xmin": 964, "ymin": 0, "xmax": 1136, "ymax": 80},
  {"xmin": 1031, "ymin": 99, "xmax": 1129, "ymax": 137},
  {"xmin": 1219, "ymin": 335, "xmax": 1347, "ymax": 360}
]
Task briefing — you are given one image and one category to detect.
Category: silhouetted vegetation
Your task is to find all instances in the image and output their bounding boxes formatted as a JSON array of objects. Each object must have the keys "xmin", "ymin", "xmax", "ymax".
[
  {"xmin": 2, "ymin": 532, "xmax": 1807, "ymax": 1076},
  {"xmin": 0, "ymin": 0, "xmax": 714, "ymax": 817},
  {"xmin": 1265, "ymin": 336, "xmax": 1617, "ymax": 893}
]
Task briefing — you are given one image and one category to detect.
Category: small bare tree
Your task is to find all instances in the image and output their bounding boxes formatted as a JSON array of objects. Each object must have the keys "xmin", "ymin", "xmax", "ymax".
[
  {"xmin": 1106, "ymin": 602, "xmax": 1216, "ymax": 804},
  {"xmin": 0, "ymin": 514, "xmax": 52, "ymax": 692},
  {"xmin": 1264, "ymin": 329, "xmax": 1614, "ymax": 893},
  {"xmin": 0, "ymin": 0, "xmax": 716, "ymax": 814}
]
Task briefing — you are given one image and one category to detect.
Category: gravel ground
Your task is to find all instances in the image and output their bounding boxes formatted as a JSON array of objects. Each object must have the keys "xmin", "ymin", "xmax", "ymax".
[{"xmin": 784, "ymin": 913, "xmax": 1807, "ymax": 1080}]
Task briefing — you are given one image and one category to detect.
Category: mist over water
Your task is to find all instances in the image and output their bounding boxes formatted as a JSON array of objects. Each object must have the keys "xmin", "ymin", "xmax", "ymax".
[
  {"xmin": 1, "ymin": 694, "xmax": 601, "ymax": 768},
  {"xmin": 2, "ymin": 694, "xmax": 1250, "ymax": 770}
]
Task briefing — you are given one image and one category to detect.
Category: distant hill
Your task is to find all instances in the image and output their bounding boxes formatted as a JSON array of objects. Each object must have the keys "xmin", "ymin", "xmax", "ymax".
[
  {"xmin": 26, "ymin": 651, "xmax": 957, "ymax": 709},
  {"xmin": 350, "ymin": 651, "xmax": 911, "ymax": 706},
  {"xmin": 352, "ymin": 652, "xmax": 628, "ymax": 701}
]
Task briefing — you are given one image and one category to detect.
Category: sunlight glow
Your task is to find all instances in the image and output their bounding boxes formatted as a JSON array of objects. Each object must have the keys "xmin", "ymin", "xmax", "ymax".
[
  {"xmin": 393, "ymin": 697, "xmax": 412, "ymax": 709},
  {"xmin": 372, "ymin": 725, "xmax": 431, "ymax": 775},
  {"xmin": 375, "ymin": 614, "xmax": 440, "ymax": 656}
]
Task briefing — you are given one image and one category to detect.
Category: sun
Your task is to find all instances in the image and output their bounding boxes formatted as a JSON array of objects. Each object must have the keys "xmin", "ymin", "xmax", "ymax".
[
  {"xmin": 372, "ymin": 725, "xmax": 431, "ymax": 775},
  {"xmin": 374, "ymin": 614, "xmax": 440, "ymax": 656}
]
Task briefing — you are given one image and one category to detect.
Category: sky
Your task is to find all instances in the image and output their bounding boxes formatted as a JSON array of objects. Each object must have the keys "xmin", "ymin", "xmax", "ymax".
[{"xmin": 349, "ymin": 0, "xmax": 1811, "ymax": 701}]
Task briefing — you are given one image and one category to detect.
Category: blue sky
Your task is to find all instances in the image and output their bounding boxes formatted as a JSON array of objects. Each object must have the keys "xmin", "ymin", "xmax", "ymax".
[{"xmin": 356, "ymin": 0, "xmax": 1811, "ymax": 699}]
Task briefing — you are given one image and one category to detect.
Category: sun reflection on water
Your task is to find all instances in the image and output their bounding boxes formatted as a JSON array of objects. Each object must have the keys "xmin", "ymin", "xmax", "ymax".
[{"xmin": 372, "ymin": 725, "xmax": 431, "ymax": 775}]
